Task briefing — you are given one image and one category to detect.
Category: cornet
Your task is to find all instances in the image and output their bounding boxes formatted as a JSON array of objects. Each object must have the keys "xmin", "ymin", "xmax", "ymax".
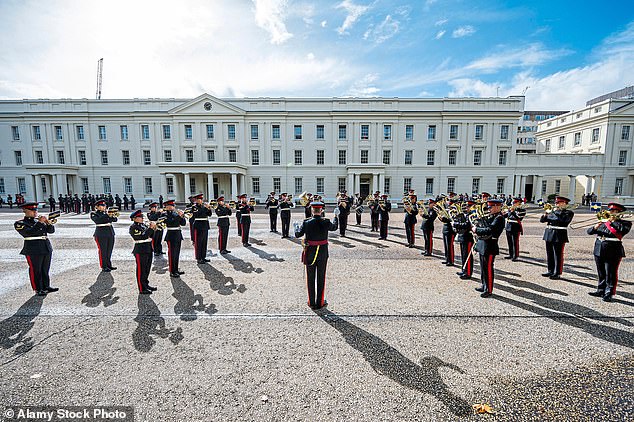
[
  {"xmin": 248, "ymin": 197, "xmax": 256, "ymax": 207},
  {"xmin": 107, "ymin": 207, "xmax": 120, "ymax": 218},
  {"xmin": 229, "ymin": 200, "xmax": 237, "ymax": 209},
  {"xmin": 183, "ymin": 206, "xmax": 193, "ymax": 219},
  {"xmin": 48, "ymin": 211, "xmax": 61, "ymax": 224}
]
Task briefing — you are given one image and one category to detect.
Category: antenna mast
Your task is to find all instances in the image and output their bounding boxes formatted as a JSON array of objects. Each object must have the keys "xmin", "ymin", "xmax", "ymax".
[{"xmin": 96, "ymin": 58, "xmax": 103, "ymax": 99}]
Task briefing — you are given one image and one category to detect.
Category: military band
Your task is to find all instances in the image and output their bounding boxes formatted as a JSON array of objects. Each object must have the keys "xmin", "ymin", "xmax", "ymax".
[
  {"xmin": 403, "ymin": 193, "xmax": 418, "ymax": 248},
  {"xmin": 377, "ymin": 194, "xmax": 391, "ymax": 240},
  {"xmin": 265, "ymin": 192, "xmax": 279, "ymax": 233},
  {"xmin": 453, "ymin": 200, "xmax": 474, "ymax": 279},
  {"xmin": 279, "ymin": 193, "xmax": 294, "ymax": 238},
  {"xmin": 503, "ymin": 198, "xmax": 526, "ymax": 261},
  {"xmin": 147, "ymin": 202, "xmax": 165, "ymax": 256},
  {"xmin": 420, "ymin": 199, "xmax": 437, "ymax": 256},
  {"xmin": 337, "ymin": 191, "xmax": 352, "ymax": 237},
  {"xmin": 91, "ymin": 199, "xmax": 117, "ymax": 272},
  {"xmin": 439, "ymin": 202, "xmax": 456, "ymax": 266},
  {"xmin": 191, "ymin": 193, "xmax": 212, "ymax": 264},
  {"xmin": 129, "ymin": 209, "xmax": 157, "ymax": 294},
  {"xmin": 215, "ymin": 196, "xmax": 232, "ymax": 254},
  {"xmin": 163, "ymin": 200, "xmax": 187, "ymax": 277},
  {"xmin": 237, "ymin": 194, "xmax": 254, "ymax": 247},
  {"xmin": 353, "ymin": 194, "xmax": 363, "ymax": 225},
  {"xmin": 540, "ymin": 196, "xmax": 574, "ymax": 280},
  {"xmin": 473, "ymin": 199, "xmax": 505, "ymax": 297},
  {"xmin": 369, "ymin": 191, "xmax": 380, "ymax": 231}
]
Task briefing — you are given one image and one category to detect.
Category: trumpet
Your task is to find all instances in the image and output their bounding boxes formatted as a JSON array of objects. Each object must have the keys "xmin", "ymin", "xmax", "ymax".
[
  {"xmin": 183, "ymin": 206, "xmax": 193, "ymax": 219},
  {"xmin": 229, "ymin": 200, "xmax": 237, "ymax": 209},
  {"xmin": 206, "ymin": 200, "xmax": 218, "ymax": 210},
  {"xmin": 432, "ymin": 201, "xmax": 452, "ymax": 221},
  {"xmin": 155, "ymin": 216, "xmax": 167, "ymax": 230},
  {"xmin": 47, "ymin": 211, "xmax": 61, "ymax": 224},
  {"xmin": 248, "ymin": 197, "xmax": 256, "ymax": 207},
  {"xmin": 366, "ymin": 195, "xmax": 377, "ymax": 205},
  {"xmin": 107, "ymin": 207, "xmax": 120, "ymax": 218}
]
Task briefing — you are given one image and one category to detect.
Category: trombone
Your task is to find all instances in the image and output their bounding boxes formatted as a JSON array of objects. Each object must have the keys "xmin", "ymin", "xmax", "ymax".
[{"xmin": 570, "ymin": 209, "xmax": 634, "ymax": 229}]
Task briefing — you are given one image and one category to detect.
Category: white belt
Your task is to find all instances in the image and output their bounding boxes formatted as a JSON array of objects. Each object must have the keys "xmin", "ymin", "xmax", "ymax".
[
  {"xmin": 598, "ymin": 236, "xmax": 621, "ymax": 242},
  {"xmin": 269, "ymin": 206, "xmax": 278, "ymax": 209},
  {"xmin": 194, "ymin": 218, "xmax": 209, "ymax": 221},
  {"xmin": 217, "ymin": 215, "xmax": 229, "ymax": 219},
  {"xmin": 95, "ymin": 223, "xmax": 112, "ymax": 227},
  {"xmin": 166, "ymin": 227, "xmax": 181, "ymax": 231},
  {"xmin": 280, "ymin": 208, "xmax": 291, "ymax": 211},
  {"xmin": 547, "ymin": 226, "xmax": 567, "ymax": 230},
  {"xmin": 134, "ymin": 239, "xmax": 152, "ymax": 244},
  {"xmin": 508, "ymin": 220, "xmax": 521, "ymax": 223},
  {"xmin": 24, "ymin": 236, "xmax": 48, "ymax": 240}
]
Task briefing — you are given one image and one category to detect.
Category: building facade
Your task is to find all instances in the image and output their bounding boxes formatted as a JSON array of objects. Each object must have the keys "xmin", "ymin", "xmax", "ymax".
[{"xmin": 516, "ymin": 111, "xmax": 567, "ymax": 154}]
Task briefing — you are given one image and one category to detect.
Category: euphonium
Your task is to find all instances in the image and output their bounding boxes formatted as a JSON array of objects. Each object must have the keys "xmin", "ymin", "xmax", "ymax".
[
  {"xmin": 155, "ymin": 216, "xmax": 167, "ymax": 230},
  {"xmin": 248, "ymin": 197, "xmax": 256, "ymax": 206},
  {"xmin": 48, "ymin": 211, "xmax": 61, "ymax": 224},
  {"xmin": 298, "ymin": 191, "xmax": 311, "ymax": 207}
]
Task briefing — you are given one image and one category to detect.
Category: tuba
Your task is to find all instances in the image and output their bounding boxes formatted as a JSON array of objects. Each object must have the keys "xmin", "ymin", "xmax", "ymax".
[{"xmin": 298, "ymin": 192, "xmax": 311, "ymax": 207}]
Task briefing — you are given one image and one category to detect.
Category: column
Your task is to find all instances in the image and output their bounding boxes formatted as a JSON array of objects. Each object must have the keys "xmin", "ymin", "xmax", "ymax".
[
  {"xmin": 56, "ymin": 174, "xmax": 66, "ymax": 196},
  {"xmin": 170, "ymin": 174, "xmax": 180, "ymax": 202},
  {"xmin": 513, "ymin": 174, "xmax": 521, "ymax": 196},
  {"xmin": 184, "ymin": 172, "xmax": 191, "ymax": 199},
  {"xmin": 378, "ymin": 173, "xmax": 383, "ymax": 194},
  {"xmin": 348, "ymin": 173, "xmax": 354, "ymax": 193},
  {"xmin": 160, "ymin": 173, "xmax": 167, "ymax": 198},
  {"xmin": 51, "ymin": 174, "xmax": 59, "ymax": 199},
  {"xmin": 568, "ymin": 175, "xmax": 577, "ymax": 203},
  {"xmin": 354, "ymin": 173, "xmax": 360, "ymax": 194},
  {"xmin": 373, "ymin": 174, "xmax": 379, "ymax": 192},
  {"xmin": 584, "ymin": 175, "xmax": 592, "ymax": 195},
  {"xmin": 32, "ymin": 174, "xmax": 39, "ymax": 202},
  {"xmin": 207, "ymin": 173, "xmax": 214, "ymax": 199},
  {"xmin": 518, "ymin": 175, "xmax": 524, "ymax": 198},
  {"xmin": 533, "ymin": 175, "xmax": 542, "ymax": 203},
  {"xmin": 231, "ymin": 173, "xmax": 238, "ymax": 200},
  {"xmin": 589, "ymin": 176, "xmax": 596, "ymax": 195}
]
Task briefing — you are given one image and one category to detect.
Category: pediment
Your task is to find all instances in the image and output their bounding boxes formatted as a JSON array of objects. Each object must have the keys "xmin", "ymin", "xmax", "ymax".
[{"xmin": 168, "ymin": 93, "xmax": 245, "ymax": 115}]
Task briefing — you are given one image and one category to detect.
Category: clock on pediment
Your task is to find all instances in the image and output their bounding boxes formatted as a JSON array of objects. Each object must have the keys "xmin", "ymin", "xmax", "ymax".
[{"xmin": 203, "ymin": 102, "xmax": 212, "ymax": 111}]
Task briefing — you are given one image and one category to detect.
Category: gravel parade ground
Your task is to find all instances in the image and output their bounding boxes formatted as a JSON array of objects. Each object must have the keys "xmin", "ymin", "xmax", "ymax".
[{"xmin": 0, "ymin": 206, "xmax": 632, "ymax": 421}]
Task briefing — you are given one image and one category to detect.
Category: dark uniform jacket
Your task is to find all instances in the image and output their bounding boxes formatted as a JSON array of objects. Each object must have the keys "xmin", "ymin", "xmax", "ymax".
[
  {"xmin": 238, "ymin": 203, "xmax": 254, "ymax": 221},
  {"xmin": 215, "ymin": 205, "xmax": 232, "ymax": 227},
  {"xmin": 420, "ymin": 208, "xmax": 437, "ymax": 231},
  {"xmin": 505, "ymin": 208, "xmax": 527, "ymax": 234},
  {"xmin": 540, "ymin": 209, "xmax": 574, "ymax": 243},
  {"xmin": 337, "ymin": 199, "xmax": 352, "ymax": 216},
  {"xmin": 192, "ymin": 204, "xmax": 212, "ymax": 229},
  {"xmin": 147, "ymin": 211, "xmax": 162, "ymax": 223},
  {"xmin": 164, "ymin": 210, "xmax": 187, "ymax": 241},
  {"xmin": 587, "ymin": 220, "xmax": 631, "ymax": 257},
  {"xmin": 295, "ymin": 215, "xmax": 338, "ymax": 263},
  {"xmin": 439, "ymin": 215, "xmax": 455, "ymax": 235},
  {"xmin": 91, "ymin": 210, "xmax": 117, "ymax": 237},
  {"xmin": 377, "ymin": 201, "xmax": 392, "ymax": 221},
  {"xmin": 129, "ymin": 222, "xmax": 155, "ymax": 254},
  {"xmin": 404, "ymin": 204, "xmax": 419, "ymax": 225},
  {"xmin": 474, "ymin": 213, "xmax": 505, "ymax": 255},
  {"xmin": 453, "ymin": 214, "xmax": 473, "ymax": 243},
  {"xmin": 15, "ymin": 217, "xmax": 54, "ymax": 255},
  {"xmin": 265, "ymin": 198, "xmax": 279, "ymax": 210},
  {"xmin": 279, "ymin": 200, "xmax": 294, "ymax": 212}
]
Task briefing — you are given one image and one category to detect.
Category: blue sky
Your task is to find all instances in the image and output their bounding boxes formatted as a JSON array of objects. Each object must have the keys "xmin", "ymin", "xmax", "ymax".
[{"xmin": 0, "ymin": 0, "xmax": 633, "ymax": 109}]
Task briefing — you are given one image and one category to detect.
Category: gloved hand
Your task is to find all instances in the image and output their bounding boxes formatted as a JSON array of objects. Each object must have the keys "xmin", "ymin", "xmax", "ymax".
[
  {"xmin": 334, "ymin": 207, "xmax": 341, "ymax": 217},
  {"xmin": 293, "ymin": 222, "xmax": 301, "ymax": 233}
]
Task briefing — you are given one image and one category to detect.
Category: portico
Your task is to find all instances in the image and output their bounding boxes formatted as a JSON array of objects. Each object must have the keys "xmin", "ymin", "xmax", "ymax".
[{"xmin": 158, "ymin": 163, "xmax": 247, "ymax": 203}]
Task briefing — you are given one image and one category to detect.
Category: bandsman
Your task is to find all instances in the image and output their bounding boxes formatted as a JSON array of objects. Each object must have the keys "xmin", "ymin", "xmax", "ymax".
[
  {"xmin": 454, "ymin": 200, "xmax": 475, "ymax": 279},
  {"xmin": 420, "ymin": 199, "xmax": 437, "ymax": 256},
  {"xmin": 163, "ymin": 200, "xmax": 186, "ymax": 277},
  {"xmin": 353, "ymin": 193, "xmax": 363, "ymax": 225},
  {"xmin": 237, "ymin": 194, "xmax": 254, "ymax": 247},
  {"xmin": 265, "ymin": 191, "xmax": 279, "ymax": 233},
  {"xmin": 215, "ymin": 196, "xmax": 232, "ymax": 254},
  {"xmin": 191, "ymin": 193, "xmax": 212, "ymax": 264},
  {"xmin": 403, "ymin": 193, "xmax": 418, "ymax": 248},
  {"xmin": 503, "ymin": 197, "xmax": 527, "ymax": 261},
  {"xmin": 91, "ymin": 199, "xmax": 117, "ymax": 272},
  {"xmin": 369, "ymin": 191, "xmax": 380, "ymax": 231},
  {"xmin": 377, "ymin": 194, "xmax": 392, "ymax": 240},
  {"xmin": 48, "ymin": 195, "xmax": 56, "ymax": 212},
  {"xmin": 337, "ymin": 190, "xmax": 352, "ymax": 237},
  {"xmin": 439, "ymin": 200, "xmax": 456, "ymax": 266},
  {"xmin": 279, "ymin": 193, "xmax": 294, "ymax": 238},
  {"xmin": 540, "ymin": 196, "xmax": 574, "ymax": 280},
  {"xmin": 147, "ymin": 202, "xmax": 165, "ymax": 256},
  {"xmin": 472, "ymin": 198, "xmax": 505, "ymax": 297},
  {"xmin": 304, "ymin": 193, "xmax": 314, "ymax": 218},
  {"xmin": 129, "ymin": 209, "xmax": 157, "ymax": 294}
]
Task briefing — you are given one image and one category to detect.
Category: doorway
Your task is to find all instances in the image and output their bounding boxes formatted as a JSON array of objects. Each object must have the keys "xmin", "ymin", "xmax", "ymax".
[
  {"xmin": 360, "ymin": 183, "xmax": 370, "ymax": 199},
  {"xmin": 524, "ymin": 184, "xmax": 533, "ymax": 202}
]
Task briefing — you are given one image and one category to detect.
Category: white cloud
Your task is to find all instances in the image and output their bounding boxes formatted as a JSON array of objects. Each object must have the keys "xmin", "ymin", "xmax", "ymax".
[
  {"xmin": 307, "ymin": 52, "xmax": 315, "ymax": 60},
  {"xmin": 435, "ymin": 30, "xmax": 446, "ymax": 40},
  {"xmin": 252, "ymin": 0, "xmax": 293, "ymax": 44},
  {"xmin": 452, "ymin": 25, "xmax": 476, "ymax": 38},
  {"xmin": 466, "ymin": 43, "xmax": 571, "ymax": 73},
  {"xmin": 435, "ymin": 18, "xmax": 448, "ymax": 26},
  {"xmin": 364, "ymin": 15, "xmax": 400, "ymax": 44},
  {"xmin": 321, "ymin": 20, "xmax": 327, "ymax": 27},
  {"xmin": 336, "ymin": 0, "xmax": 370, "ymax": 35},
  {"xmin": 346, "ymin": 73, "xmax": 380, "ymax": 97}
]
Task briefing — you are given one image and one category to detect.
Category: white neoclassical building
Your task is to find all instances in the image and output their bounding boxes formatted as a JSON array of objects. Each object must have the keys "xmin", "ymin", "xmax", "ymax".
[{"xmin": 1, "ymin": 92, "xmax": 628, "ymax": 204}]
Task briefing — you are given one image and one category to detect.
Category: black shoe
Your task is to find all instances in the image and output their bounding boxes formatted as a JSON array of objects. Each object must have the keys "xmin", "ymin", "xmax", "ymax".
[
  {"xmin": 602, "ymin": 295, "xmax": 613, "ymax": 302},
  {"xmin": 177, "ymin": 270, "xmax": 185, "ymax": 275},
  {"xmin": 511, "ymin": 258, "xmax": 519, "ymax": 262},
  {"xmin": 46, "ymin": 287, "xmax": 59, "ymax": 292},
  {"xmin": 424, "ymin": 253, "xmax": 432, "ymax": 257},
  {"xmin": 480, "ymin": 291, "xmax": 492, "ymax": 298},
  {"xmin": 197, "ymin": 260, "xmax": 207, "ymax": 264},
  {"xmin": 139, "ymin": 290, "xmax": 152, "ymax": 295},
  {"xmin": 109, "ymin": 266, "xmax": 117, "ymax": 270},
  {"xmin": 541, "ymin": 272, "xmax": 553, "ymax": 277},
  {"xmin": 378, "ymin": 237, "xmax": 386, "ymax": 240},
  {"xmin": 36, "ymin": 290, "xmax": 48, "ymax": 296},
  {"xmin": 102, "ymin": 267, "xmax": 111, "ymax": 272},
  {"xmin": 203, "ymin": 258, "xmax": 211, "ymax": 262},
  {"xmin": 170, "ymin": 273, "xmax": 181, "ymax": 277},
  {"xmin": 460, "ymin": 275, "xmax": 471, "ymax": 280},
  {"xmin": 588, "ymin": 291, "xmax": 604, "ymax": 297},
  {"xmin": 475, "ymin": 287, "xmax": 485, "ymax": 292},
  {"xmin": 441, "ymin": 261, "xmax": 448, "ymax": 264},
  {"xmin": 445, "ymin": 263, "xmax": 454, "ymax": 267},
  {"xmin": 549, "ymin": 274, "xmax": 560, "ymax": 280},
  {"xmin": 407, "ymin": 244, "xmax": 413, "ymax": 248},
  {"xmin": 243, "ymin": 243, "xmax": 251, "ymax": 247},
  {"xmin": 154, "ymin": 253, "xmax": 162, "ymax": 256},
  {"xmin": 456, "ymin": 271, "xmax": 464, "ymax": 276},
  {"xmin": 147, "ymin": 285, "xmax": 158, "ymax": 291},
  {"xmin": 504, "ymin": 256, "xmax": 513, "ymax": 260}
]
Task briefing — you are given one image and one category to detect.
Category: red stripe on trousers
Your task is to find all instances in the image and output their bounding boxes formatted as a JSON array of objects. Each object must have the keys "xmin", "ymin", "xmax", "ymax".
[
  {"xmin": 135, "ymin": 254, "xmax": 142, "ymax": 292},
  {"xmin": 167, "ymin": 240, "xmax": 172, "ymax": 272},
  {"xmin": 613, "ymin": 257, "xmax": 623, "ymax": 295},
  {"xmin": 319, "ymin": 268, "xmax": 326, "ymax": 307},
  {"xmin": 449, "ymin": 234, "xmax": 454, "ymax": 261},
  {"xmin": 94, "ymin": 237, "xmax": 103, "ymax": 268},
  {"xmin": 218, "ymin": 229, "xmax": 223, "ymax": 250},
  {"xmin": 241, "ymin": 223, "xmax": 245, "ymax": 243},
  {"xmin": 25, "ymin": 255, "xmax": 36, "ymax": 290},
  {"xmin": 466, "ymin": 242, "xmax": 473, "ymax": 275},
  {"xmin": 558, "ymin": 244, "xmax": 565, "ymax": 274},
  {"xmin": 487, "ymin": 256, "xmax": 494, "ymax": 293},
  {"xmin": 429, "ymin": 235, "xmax": 433, "ymax": 253}
]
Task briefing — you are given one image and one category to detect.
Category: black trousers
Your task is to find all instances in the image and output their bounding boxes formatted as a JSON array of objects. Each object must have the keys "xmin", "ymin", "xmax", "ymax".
[
  {"xmin": 152, "ymin": 229, "xmax": 164, "ymax": 254},
  {"xmin": 269, "ymin": 210, "xmax": 278, "ymax": 231},
  {"xmin": 506, "ymin": 231, "xmax": 521, "ymax": 259},
  {"xmin": 356, "ymin": 212, "xmax": 361, "ymax": 225},
  {"xmin": 281, "ymin": 211, "xmax": 291, "ymax": 237},
  {"xmin": 166, "ymin": 238, "xmax": 182, "ymax": 274},
  {"xmin": 240, "ymin": 217, "xmax": 251, "ymax": 245},
  {"xmin": 379, "ymin": 219, "xmax": 389, "ymax": 238},
  {"xmin": 306, "ymin": 259, "xmax": 328, "ymax": 308},
  {"xmin": 371, "ymin": 213, "xmax": 379, "ymax": 231},
  {"xmin": 193, "ymin": 228, "xmax": 209, "ymax": 260},
  {"xmin": 404, "ymin": 223, "xmax": 415, "ymax": 245},
  {"xmin": 545, "ymin": 241, "xmax": 566, "ymax": 275},
  {"xmin": 25, "ymin": 253, "xmax": 52, "ymax": 291},
  {"xmin": 134, "ymin": 253, "xmax": 152, "ymax": 292},
  {"xmin": 218, "ymin": 225, "xmax": 229, "ymax": 251},
  {"xmin": 443, "ymin": 233, "xmax": 455, "ymax": 264},
  {"xmin": 339, "ymin": 214, "xmax": 348, "ymax": 236},
  {"xmin": 423, "ymin": 229, "xmax": 433, "ymax": 254},
  {"xmin": 479, "ymin": 254, "xmax": 495, "ymax": 293},
  {"xmin": 50, "ymin": 203, "xmax": 56, "ymax": 211},
  {"xmin": 460, "ymin": 241, "xmax": 474, "ymax": 277},
  {"xmin": 595, "ymin": 255, "xmax": 623, "ymax": 296},
  {"xmin": 94, "ymin": 235, "xmax": 114, "ymax": 269},
  {"xmin": 236, "ymin": 213, "xmax": 242, "ymax": 236}
]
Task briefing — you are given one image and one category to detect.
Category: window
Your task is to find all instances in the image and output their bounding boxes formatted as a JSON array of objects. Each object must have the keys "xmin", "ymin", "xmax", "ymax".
[
  {"xmin": 475, "ymin": 124, "xmax": 483, "ymax": 140},
  {"xmin": 229, "ymin": 150, "xmax": 237, "ymax": 162},
  {"xmin": 338, "ymin": 150, "xmax": 347, "ymax": 165},
  {"xmin": 361, "ymin": 150, "xmax": 369, "ymax": 164},
  {"xmin": 250, "ymin": 124, "xmax": 259, "ymax": 140},
  {"xmin": 120, "ymin": 125, "xmax": 128, "ymax": 141},
  {"xmin": 164, "ymin": 149, "xmax": 172, "ymax": 162},
  {"xmin": 272, "ymin": 124, "xmax": 280, "ymax": 140},
  {"xmin": 338, "ymin": 177, "xmax": 346, "ymax": 193},
  {"xmin": 615, "ymin": 178, "xmax": 624, "ymax": 195},
  {"xmin": 449, "ymin": 124, "xmax": 458, "ymax": 140},
  {"xmin": 55, "ymin": 126, "xmax": 63, "ymax": 140},
  {"xmin": 574, "ymin": 132, "xmax": 581, "ymax": 146},
  {"xmin": 497, "ymin": 178, "xmax": 505, "ymax": 194},
  {"xmin": 143, "ymin": 150, "xmax": 151, "ymax": 165},
  {"xmin": 294, "ymin": 177, "xmax": 302, "ymax": 194},
  {"xmin": 41, "ymin": 177, "xmax": 47, "ymax": 195},
  {"xmin": 403, "ymin": 177, "xmax": 412, "ymax": 193},
  {"xmin": 425, "ymin": 178, "xmax": 433, "ymax": 195},
  {"xmin": 103, "ymin": 177, "xmax": 111, "ymax": 194},
  {"xmin": 500, "ymin": 125, "xmax": 509, "ymax": 140},
  {"xmin": 384, "ymin": 177, "xmax": 390, "ymax": 194},
  {"xmin": 141, "ymin": 125, "xmax": 150, "ymax": 140},
  {"xmin": 541, "ymin": 180, "xmax": 547, "ymax": 196},
  {"xmin": 163, "ymin": 125, "xmax": 171, "ymax": 140},
  {"xmin": 498, "ymin": 150, "xmax": 507, "ymax": 166},
  {"xmin": 251, "ymin": 149, "xmax": 260, "ymax": 165},
  {"xmin": 124, "ymin": 177, "xmax": 133, "ymax": 194},
  {"xmin": 471, "ymin": 178, "xmax": 480, "ymax": 195},
  {"xmin": 98, "ymin": 125, "xmax": 106, "ymax": 140},
  {"xmin": 473, "ymin": 150, "xmax": 482, "ymax": 166},
  {"xmin": 591, "ymin": 128, "xmax": 600, "ymax": 143},
  {"xmin": 294, "ymin": 125, "xmax": 302, "ymax": 140},
  {"xmin": 427, "ymin": 150, "xmax": 435, "ymax": 166},
  {"xmin": 166, "ymin": 177, "xmax": 174, "ymax": 194},
  {"xmin": 35, "ymin": 150, "xmax": 43, "ymax": 164},
  {"xmin": 294, "ymin": 150, "xmax": 303, "ymax": 166},
  {"xmin": 33, "ymin": 126, "xmax": 41, "ymax": 141},
  {"xmin": 252, "ymin": 177, "xmax": 260, "ymax": 194},
  {"xmin": 81, "ymin": 177, "xmax": 89, "ymax": 194},
  {"xmin": 100, "ymin": 150, "xmax": 108, "ymax": 165},
  {"xmin": 555, "ymin": 179, "xmax": 561, "ymax": 194},
  {"xmin": 186, "ymin": 149, "xmax": 194, "ymax": 162},
  {"xmin": 558, "ymin": 136, "xmax": 565, "ymax": 150},
  {"xmin": 77, "ymin": 126, "xmax": 85, "ymax": 141},
  {"xmin": 273, "ymin": 149, "xmax": 281, "ymax": 165},
  {"xmin": 448, "ymin": 150, "xmax": 457, "ymax": 166},
  {"xmin": 428, "ymin": 125, "xmax": 437, "ymax": 140},
  {"xmin": 0, "ymin": 178, "xmax": 4, "ymax": 194},
  {"xmin": 56, "ymin": 150, "xmax": 65, "ymax": 164},
  {"xmin": 404, "ymin": 150, "xmax": 413, "ymax": 165},
  {"xmin": 316, "ymin": 150, "xmax": 325, "ymax": 165},
  {"xmin": 78, "ymin": 150, "xmax": 86, "ymax": 165},
  {"xmin": 338, "ymin": 125, "xmax": 347, "ymax": 140},
  {"xmin": 619, "ymin": 150, "xmax": 627, "ymax": 166},
  {"xmin": 189, "ymin": 177, "xmax": 196, "ymax": 194},
  {"xmin": 207, "ymin": 150, "xmax": 215, "ymax": 162},
  {"xmin": 14, "ymin": 151, "xmax": 22, "ymax": 166},
  {"xmin": 383, "ymin": 124, "xmax": 392, "ymax": 140},
  {"xmin": 622, "ymin": 125, "xmax": 631, "ymax": 141},
  {"xmin": 185, "ymin": 125, "xmax": 193, "ymax": 140},
  {"xmin": 383, "ymin": 150, "xmax": 391, "ymax": 165},
  {"xmin": 144, "ymin": 177, "xmax": 153, "ymax": 195},
  {"xmin": 11, "ymin": 126, "xmax": 20, "ymax": 140},
  {"xmin": 405, "ymin": 125, "xmax": 414, "ymax": 141},
  {"xmin": 447, "ymin": 177, "xmax": 455, "ymax": 193},
  {"xmin": 361, "ymin": 124, "xmax": 369, "ymax": 140},
  {"xmin": 122, "ymin": 150, "xmax": 130, "ymax": 165},
  {"xmin": 545, "ymin": 139, "xmax": 551, "ymax": 152},
  {"xmin": 273, "ymin": 177, "xmax": 281, "ymax": 193},
  {"xmin": 316, "ymin": 177, "xmax": 324, "ymax": 194},
  {"xmin": 17, "ymin": 177, "xmax": 26, "ymax": 194},
  {"xmin": 206, "ymin": 124, "xmax": 215, "ymax": 139}
]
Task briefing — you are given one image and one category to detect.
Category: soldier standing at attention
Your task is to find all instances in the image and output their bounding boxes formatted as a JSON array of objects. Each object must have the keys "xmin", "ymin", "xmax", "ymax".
[
  {"xmin": 369, "ymin": 191, "xmax": 380, "ymax": 232},
  {"xmin": 48, "ymin": 195, "xmax": 56, "ymax": 212},
  {"xmin": 129, "ymin": 209, "xmax": 157, "ymax": 294},
  {"xmin": 215, "ymin": 196, "xmax": 232, "ymax": 254},
  {"xmin": 540, "ymin": 196, "xmax": 574, "ymax": 280},
  {"xmin": 158, "ymin": 194, "xmax": 164, "ymax": 209},
  {"xmin": 454, "ymin": 200, "xmax": 475, "ymax": 279},
  {"xmin": 265, "ymin": 191, "xmax": 279, "ymax": 233},
  {"xmin": 503, "ymin": 197, "xmax": 527, "ymax": 261},
  {"xmin": 14, "ymin": 202, "xmax": 58, "ymax": 296},
  {"xmin": 191, "ymin": 194, "xmax": 212, "ymax": 264},
  {"xmin": 587, "ymin": 202, "xmax": 631, "ymax": 302},
  {"xmin": 439, "ymin": 200, "xmax": 456, "ymax": 266},
  {"xmin": 123, "ymin": 194, "xmax": 129, "ymax": 211},
  {"xmin": 91, "ymin": 199, "xmax": 117, "ymax": 272},
  {"xmin": 403, "ymin": 194, "xmax": 418, "ymax": 248},
  {"xmin": 472, "ymin": 199, "xmax": 505, "ymax": 297},
  {"xmin": 163, "ymin": 200, "xmax": 186, "ymax": 278},
  {"xmin": 294, "ymin": 201, "xmax": 339, "ymax": 309},
  {"xmin": 279, "ymin": 193, "xmax": 294, "ymax": 238},
  {"xmin": 420, "ymin": 199, "xmax": 437, "ymax": 256},
  {"xmin": 353, "ymin": 193, "xmax": 363, "ymax": 225},
  {"xmin": 147, "ymin": 202, "xmax": 165, "ymax": 256},
  {"xmin": 237, "ymin": 194, "xmax": 254, "ymax": 247},
  {"xmin": 377, "ymin": 194, "xmax": 392, "ymax": 240},
  {"xmin": 130, "ymin": 195, "xmax": 136, "ymax": 210},
  {"xmin": 337, "ymin": 191, "xmax": 352, "ymax": 237},
  {"xmin": 235, "ymin": 196, "xmax": 242, "ymax": 237}
]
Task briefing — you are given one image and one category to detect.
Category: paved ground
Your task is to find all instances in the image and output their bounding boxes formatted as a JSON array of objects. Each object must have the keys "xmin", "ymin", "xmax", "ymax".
[{"xmin": 0, "ymin": 206, "xmax": 632, "ymax": 421}]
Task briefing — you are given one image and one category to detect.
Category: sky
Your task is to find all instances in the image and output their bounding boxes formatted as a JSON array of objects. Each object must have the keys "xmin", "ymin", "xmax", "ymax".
[{"xmin": 0, "ymin": 0, "xmax": 633, "ymax": 110}]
